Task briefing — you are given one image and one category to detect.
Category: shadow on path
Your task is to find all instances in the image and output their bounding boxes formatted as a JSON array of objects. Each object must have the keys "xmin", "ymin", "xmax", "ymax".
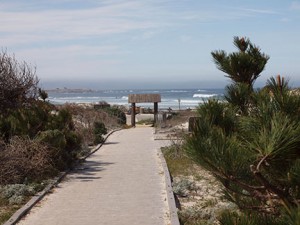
[
  {"xmin": 65, "ymin": 160, "xmax": 114, "ymax": 182},
  {"xmin": 103, "ymin": 142, "xmax": 119, "ymax": 145}
]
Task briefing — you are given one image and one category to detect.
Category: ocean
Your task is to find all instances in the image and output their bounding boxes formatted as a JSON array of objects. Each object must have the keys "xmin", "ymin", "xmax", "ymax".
[{"xmin": 47, "ymin": 88, "xmax": 225, "ymax": 110}]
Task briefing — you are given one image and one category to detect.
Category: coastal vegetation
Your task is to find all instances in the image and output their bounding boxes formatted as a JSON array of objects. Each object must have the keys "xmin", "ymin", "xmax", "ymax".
[
  {"xmin": 1, "ymin": 35, "xmax": 299, "ymax": 224},
  {"xmin": 185, "ymin": 37, "xmax": 300, "ymax": 224},
  {"xmin": 163, "ymin": 142, "xmax": 237, "ymax": 224},
  {"xmin": 0, "ymin": 51, "xmax": 125, "ymax": 223}
]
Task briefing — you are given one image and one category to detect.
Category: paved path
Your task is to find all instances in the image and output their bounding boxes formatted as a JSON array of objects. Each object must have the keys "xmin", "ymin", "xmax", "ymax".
[{"xmin": 17, "ymin": 127, "xmax": 171, "ymax": 225}]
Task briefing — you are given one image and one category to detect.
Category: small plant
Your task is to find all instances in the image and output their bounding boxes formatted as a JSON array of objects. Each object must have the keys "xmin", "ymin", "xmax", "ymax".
[
  {"xmin": 0, "ymin": 184, "xmax": 35, "ymax": 205},
  {"xmin": 173, "ymin": 179, "xmax": 196, "ymax": 197},
  {"xmin": 38, "ymin": 88, "xmax": 48, "ymax": 102}
]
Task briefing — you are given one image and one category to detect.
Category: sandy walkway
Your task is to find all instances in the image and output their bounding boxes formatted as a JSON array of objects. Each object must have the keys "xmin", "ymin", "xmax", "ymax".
[
  {"xmin": 126, "ymin": 114, "xmax": 154, "ymax": 125},
  {"xmin": 17, "ymin": 127, "xmax": 171, "ymax": 225}
]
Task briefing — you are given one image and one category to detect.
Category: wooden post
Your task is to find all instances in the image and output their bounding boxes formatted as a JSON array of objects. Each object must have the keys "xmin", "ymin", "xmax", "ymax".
[
  {"xmin": 154, "ymin": 102, "xmax": 158, "ymax": 125},
  {"xmin": 131, "ymin": 103, "xmax": 136, "ymax": 127}
]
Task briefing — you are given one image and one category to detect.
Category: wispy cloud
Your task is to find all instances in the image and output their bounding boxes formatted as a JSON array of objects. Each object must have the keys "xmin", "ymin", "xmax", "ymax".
[
  {"xmin": 1, "ymin": 1, "xmax": 283, "ymax": 49},
  {"xmin": 239, "ymin": 8, "xmax": 279, "ymax": 15},
  {"xmin": 290, "ymin": 1, "xmax": 300, "ymax": 10},
  {"xmin": 1, "ymin": 0, "xmax": 299, "ymax": 87},
  {"xmin": 0, "ymin": 1, "xmax": 170, "ymax": 47}
]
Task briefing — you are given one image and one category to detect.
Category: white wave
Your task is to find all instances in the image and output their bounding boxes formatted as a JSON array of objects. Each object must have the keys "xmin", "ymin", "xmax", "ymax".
[
  {"xmin": 197, "ymin": 89, "xmax": 207, "ymax": 92},
  {"xmin": 193, "ymin": 94, "xmax": 218, "ymax": 98},
  {"xmin": 168, "ymin": 90, "xmax": 188, "ymax": 93},
  {"xmin": 180, "ymin": 99, "xmax": 203, "ymax": 103},
  {"xmin": 121, "ymin": 96, "xmax": 129, "ymax": 100},
  {"xmin": 49, "ymin": 96, "xmax": 101, "ymax": 100}
]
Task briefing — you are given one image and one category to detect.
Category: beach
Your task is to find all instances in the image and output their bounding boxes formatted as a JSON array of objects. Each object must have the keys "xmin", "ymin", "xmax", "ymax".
[{"xmin": 46, "ymin": 88, "xmax": 224, "ymax": 110}]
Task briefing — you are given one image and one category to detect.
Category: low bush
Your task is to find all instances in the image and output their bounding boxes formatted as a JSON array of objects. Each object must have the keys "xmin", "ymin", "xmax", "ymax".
[
  {"xmin": 103, "ymin": 106, "xmax": 126, "ymax": 125},
  {"xmin": 0, "ymin": 184, "xmax": 35, "ymax": 205},
  {"xmin": 36, "ymin": 129, "xmax": 66, "ymax": 150},
  {"xmin": 62, "ymin": 104, "xmax": 122, "ymax": 146},
  {"xmin": 0, "ymin": 137, "xmax": 59, "ymax": 185},
  {"xmin": 93, "ymin": 121, "xmax": 107, "ymax": 144}
]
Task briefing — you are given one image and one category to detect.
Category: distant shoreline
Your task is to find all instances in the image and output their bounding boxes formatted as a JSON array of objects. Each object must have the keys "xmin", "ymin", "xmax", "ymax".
[
  {"xmin": 46, "ymin": 88, "xmax": 225, "ymax": 110},
  {"xmin": 45, "ymin": 87, "xmax": 225, "ymax": 93},
  {"xmin": 45, "ymin": 88, "xmax": 95, "ymax": 93}
]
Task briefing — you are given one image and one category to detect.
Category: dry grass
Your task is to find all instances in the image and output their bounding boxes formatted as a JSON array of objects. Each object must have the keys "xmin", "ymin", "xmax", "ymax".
[
  {"xmin": 0, "ymin": 137, "xmax": 58, "ymax": 185},
  {"xmin": 162, "ymin": 144, "xmax": 194, "ymax": 177}
]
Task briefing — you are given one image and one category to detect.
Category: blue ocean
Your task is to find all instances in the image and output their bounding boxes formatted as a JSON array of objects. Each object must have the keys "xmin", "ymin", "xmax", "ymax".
[{"xmin": 47, "ymin": 88, "xmax": 225, "ymax": 110}]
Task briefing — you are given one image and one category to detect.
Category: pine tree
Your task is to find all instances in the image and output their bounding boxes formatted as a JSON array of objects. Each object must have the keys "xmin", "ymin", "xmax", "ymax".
[
  {"xmin": 211, "ymin": 36, "xmax": 269, "ymax": 87},
  {"xmin": 186, "ymin": 37, "xmax": 300, "ymax": 224}
]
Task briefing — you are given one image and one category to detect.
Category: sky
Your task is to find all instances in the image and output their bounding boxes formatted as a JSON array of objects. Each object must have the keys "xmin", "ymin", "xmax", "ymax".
[{"xmin": 1, "ymin": 0, "xmax": 300, "ymax": 89}]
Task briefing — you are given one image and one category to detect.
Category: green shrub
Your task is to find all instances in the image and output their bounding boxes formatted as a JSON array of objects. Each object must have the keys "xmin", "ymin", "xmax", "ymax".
[
  {"xmin": 36, "ymin": 129, "xmax": 82, "ymax": 168},
  {"xmin": 47, "ymin": 108, "xmax": 74, "ymax": 131},
  {"xmin": 218, "ymin": 210, "xmax": 290, "ymax": 225},
  {"xmin": 104, "ymin": 106, "xmax": 126, "ymax": 125},
  {"xmin": 186, "ymin": 37, "xmax": 300, "ymax": 224},
  {"xmin": 36, "ymin": 129, "xmax": 66, "ymax": 150},
  {"xmin": 0, "ymin": 101, "xmax": 55, "ymax": 141},
  {"xmin": 65, "ymin": 130, "xmax": 82, "ymax": 152},
  {"xmin": 0, "ymin": 51, "xmax": 86, "ymax": 186},
  {"xmin": 93, "ymin": 121, "xmax": 107, "ymax": 144}
]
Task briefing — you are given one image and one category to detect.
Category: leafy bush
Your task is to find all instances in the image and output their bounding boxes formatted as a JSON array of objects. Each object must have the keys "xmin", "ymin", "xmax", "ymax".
[
  {"xmin": 36, "ymin": 129, "xmax": 81, "ymax": 169},
  {"xmin": 62, "ymin": 104, "xmax": 123, "ymax": 146},
  {"xmin": 36, "ymin": 129, "xmax": 66, "ymax": 150},
  {"xmin": 64, "ymin": 130, "xmax": 82, "ymax": 153},
  {"xmin": 103, "ymin": 106, "xmax": 126, "ymax": 125},
  {"xmin": 93, "ymin": 121, "xmax": 107, "ymax": 144},
  {"xmin": 0, "ymin": 51, "xmax": 84, "ymax": 187}
]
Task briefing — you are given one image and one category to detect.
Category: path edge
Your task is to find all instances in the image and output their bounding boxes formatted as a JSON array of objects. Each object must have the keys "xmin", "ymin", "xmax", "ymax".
[
  {"xmin": 4, "ymin": 129, "xmax": 121, "ymax": 225},
  {"xmin": 158, "ymin": 148, "xmax": 180, "ymax": 225}
]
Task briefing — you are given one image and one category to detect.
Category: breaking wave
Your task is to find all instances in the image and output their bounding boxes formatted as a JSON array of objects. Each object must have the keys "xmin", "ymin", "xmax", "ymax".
[{"xmin": 193, "ymin": 94, "xmax": 218, "ymax": 98}]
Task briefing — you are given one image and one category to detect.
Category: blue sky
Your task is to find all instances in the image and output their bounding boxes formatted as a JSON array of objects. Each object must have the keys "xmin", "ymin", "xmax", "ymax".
[{"xmin": 1, "ymin": 0, "xmax": 300, "ymax": 89}]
